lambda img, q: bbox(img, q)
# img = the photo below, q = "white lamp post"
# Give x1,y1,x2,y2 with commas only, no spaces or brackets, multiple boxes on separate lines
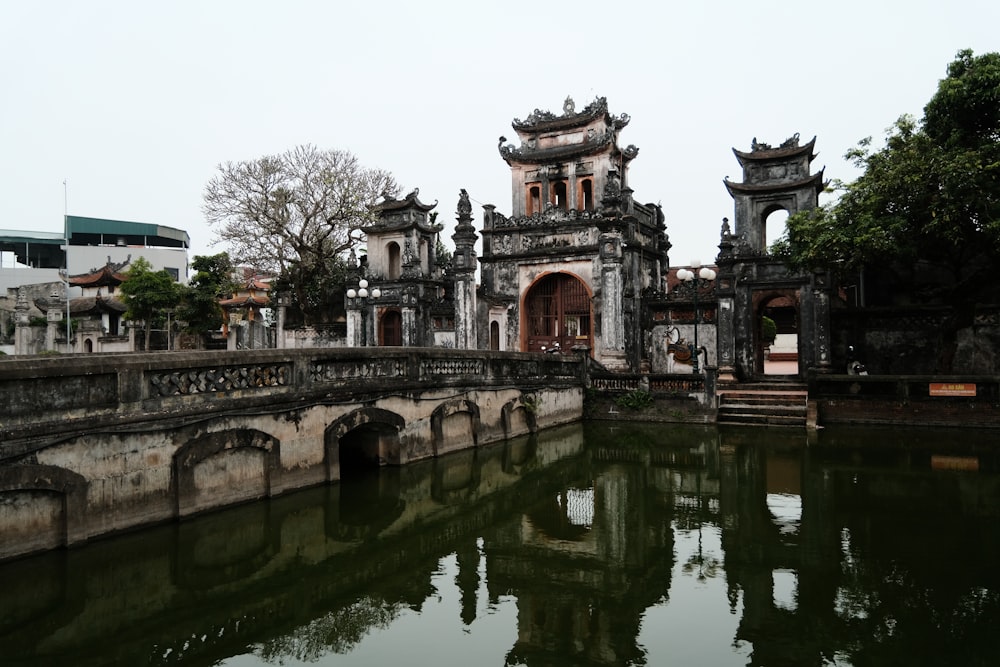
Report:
676,261,716,374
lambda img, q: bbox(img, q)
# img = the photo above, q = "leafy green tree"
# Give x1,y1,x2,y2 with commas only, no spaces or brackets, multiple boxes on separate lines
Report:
120,257,182,350
203,144,399,325
270,254,351,328
178,252,237,334
782,49,1000,312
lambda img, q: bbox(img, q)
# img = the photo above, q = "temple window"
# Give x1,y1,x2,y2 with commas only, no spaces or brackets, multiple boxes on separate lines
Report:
490,321,500,350
579,178,594,211
552,181,568,210
387,242,401,280
527,185,541,216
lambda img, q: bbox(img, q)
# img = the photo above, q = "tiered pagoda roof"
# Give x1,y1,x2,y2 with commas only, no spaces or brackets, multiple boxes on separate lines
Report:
724,134,826,196
498,96,638,166
68,258,130,288
363,189,441,234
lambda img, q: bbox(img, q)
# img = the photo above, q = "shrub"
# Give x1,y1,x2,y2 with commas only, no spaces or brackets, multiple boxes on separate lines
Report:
762,316,777,345
615,389,654,411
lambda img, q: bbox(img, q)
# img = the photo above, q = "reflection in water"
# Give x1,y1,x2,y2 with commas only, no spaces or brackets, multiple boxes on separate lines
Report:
2,423,1000,666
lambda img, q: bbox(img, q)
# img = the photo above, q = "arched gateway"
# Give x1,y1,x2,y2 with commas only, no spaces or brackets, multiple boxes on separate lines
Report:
716,135,834,381
523,272,593,353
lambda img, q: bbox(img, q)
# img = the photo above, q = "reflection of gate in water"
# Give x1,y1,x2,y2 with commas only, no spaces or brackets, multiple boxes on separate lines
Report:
524,273,592,353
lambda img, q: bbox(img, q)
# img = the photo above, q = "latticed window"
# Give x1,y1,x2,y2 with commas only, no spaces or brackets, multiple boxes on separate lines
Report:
524,273,592,353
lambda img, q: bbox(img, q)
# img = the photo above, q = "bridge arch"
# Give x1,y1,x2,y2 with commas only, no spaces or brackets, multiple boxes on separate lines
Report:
325,407,405,479
173,429,281,518
430,399,481,456
501,394,539,440
0,464,88,556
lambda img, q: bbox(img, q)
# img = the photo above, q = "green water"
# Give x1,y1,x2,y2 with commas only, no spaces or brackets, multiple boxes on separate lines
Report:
2,422,998,666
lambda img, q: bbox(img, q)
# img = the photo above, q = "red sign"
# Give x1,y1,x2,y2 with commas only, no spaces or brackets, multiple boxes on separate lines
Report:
929,382,976,397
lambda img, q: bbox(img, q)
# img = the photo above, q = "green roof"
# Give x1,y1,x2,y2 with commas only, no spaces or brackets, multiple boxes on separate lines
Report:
66,216,190,247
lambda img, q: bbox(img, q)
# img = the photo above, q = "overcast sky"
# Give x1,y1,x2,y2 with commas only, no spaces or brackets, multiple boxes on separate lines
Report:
3,0,997,268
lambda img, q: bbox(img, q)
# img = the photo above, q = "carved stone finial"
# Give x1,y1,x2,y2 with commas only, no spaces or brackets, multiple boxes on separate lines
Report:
721,217,732,239
15,286,28,311
457,189,472,217
563,96,575,115
603,169,621,199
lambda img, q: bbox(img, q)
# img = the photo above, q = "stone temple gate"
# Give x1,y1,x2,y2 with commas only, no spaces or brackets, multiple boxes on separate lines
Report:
716,135,834,381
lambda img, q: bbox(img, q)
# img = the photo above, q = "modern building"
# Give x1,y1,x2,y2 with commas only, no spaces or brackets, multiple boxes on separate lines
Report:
0,215,190,295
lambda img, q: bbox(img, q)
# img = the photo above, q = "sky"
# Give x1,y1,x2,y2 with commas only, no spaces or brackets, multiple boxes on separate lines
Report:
3,0,998,269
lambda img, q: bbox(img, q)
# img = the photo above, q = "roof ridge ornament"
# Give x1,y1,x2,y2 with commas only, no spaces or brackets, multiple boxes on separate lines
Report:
751,133,801,152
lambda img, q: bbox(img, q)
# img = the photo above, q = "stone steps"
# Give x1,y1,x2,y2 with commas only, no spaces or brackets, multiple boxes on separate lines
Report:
717,381,808,428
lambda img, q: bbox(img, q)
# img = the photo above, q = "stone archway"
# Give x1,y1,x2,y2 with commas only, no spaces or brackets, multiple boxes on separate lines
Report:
430,399,481,456
173,429,281,517
755,290,800,376
324,408,405,481
0,464,87,556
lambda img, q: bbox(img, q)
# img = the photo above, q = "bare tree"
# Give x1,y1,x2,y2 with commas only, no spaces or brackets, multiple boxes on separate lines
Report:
203,145,399,324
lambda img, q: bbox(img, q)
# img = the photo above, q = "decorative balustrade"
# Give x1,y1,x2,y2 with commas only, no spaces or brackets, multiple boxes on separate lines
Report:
150,364,291,396
589,373,706,395
0,348,587,447
420,357,485,377
310,358,407,382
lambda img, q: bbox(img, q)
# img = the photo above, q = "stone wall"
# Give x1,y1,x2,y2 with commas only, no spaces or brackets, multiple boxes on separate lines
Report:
809,374,1000,428
832,306,1000,375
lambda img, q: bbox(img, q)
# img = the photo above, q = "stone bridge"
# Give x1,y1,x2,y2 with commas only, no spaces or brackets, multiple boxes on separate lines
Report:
0,348,584,561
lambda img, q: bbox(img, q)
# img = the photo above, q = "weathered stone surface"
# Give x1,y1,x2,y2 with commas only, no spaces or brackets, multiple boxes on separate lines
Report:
0,348,584,561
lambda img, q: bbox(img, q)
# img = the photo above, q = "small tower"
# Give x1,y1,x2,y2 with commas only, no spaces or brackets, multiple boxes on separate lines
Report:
350,189,445,346
452,190,478,349
483,97,667,370
723,134,825,252
498,96,639,218
716,134,832,380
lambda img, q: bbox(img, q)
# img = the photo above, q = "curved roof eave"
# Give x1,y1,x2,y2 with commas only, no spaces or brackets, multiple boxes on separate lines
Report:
499,137,618,165
511,97,610,133
732,136,818,166
723,170,826,196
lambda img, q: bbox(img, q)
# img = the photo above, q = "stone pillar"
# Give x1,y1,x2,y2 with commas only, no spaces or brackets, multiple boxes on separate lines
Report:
452,189,479,350
45,289,64,352
811,269,833,373
226,311,239,351
568,161,578,212
275,297,286,349
599,231,627,369
402,306,417,346
345,306,363,347
14,287,32,355
715,221,738,382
